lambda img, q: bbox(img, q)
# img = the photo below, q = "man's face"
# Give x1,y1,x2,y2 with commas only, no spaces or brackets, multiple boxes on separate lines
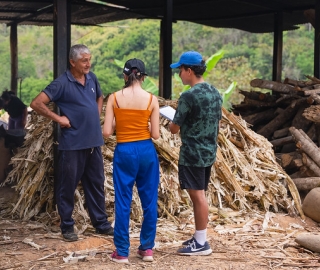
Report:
179,66,191,85
70,53,91,75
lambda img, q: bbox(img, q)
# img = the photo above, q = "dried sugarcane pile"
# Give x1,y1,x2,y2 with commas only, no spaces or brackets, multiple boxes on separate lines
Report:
0,97,303,233
232,76,320,193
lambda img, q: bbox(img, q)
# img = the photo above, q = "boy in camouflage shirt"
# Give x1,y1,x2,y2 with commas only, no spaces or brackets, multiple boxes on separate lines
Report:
169,51,222,256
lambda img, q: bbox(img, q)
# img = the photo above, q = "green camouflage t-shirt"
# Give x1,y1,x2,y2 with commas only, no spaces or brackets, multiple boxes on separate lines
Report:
172,82,222,167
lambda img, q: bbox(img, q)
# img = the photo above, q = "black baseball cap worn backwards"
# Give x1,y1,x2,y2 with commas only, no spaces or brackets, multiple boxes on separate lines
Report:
123,58,148,76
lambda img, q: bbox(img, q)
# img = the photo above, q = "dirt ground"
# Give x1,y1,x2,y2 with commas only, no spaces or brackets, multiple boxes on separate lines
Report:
1,186,320,270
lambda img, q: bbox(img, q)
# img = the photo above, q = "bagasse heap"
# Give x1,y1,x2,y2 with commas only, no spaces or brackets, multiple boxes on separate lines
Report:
0,98,302,229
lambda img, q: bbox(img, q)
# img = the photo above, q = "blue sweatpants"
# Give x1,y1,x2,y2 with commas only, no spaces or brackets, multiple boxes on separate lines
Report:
56,147,111,233
113,139,160,257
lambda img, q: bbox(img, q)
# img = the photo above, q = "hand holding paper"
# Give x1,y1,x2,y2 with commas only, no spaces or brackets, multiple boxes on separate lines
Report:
159,106,176,121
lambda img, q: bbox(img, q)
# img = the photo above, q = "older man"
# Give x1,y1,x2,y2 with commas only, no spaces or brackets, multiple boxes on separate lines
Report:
30,44,113,241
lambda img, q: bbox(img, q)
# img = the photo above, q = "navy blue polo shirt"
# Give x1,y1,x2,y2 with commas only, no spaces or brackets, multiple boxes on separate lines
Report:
43,70,104,150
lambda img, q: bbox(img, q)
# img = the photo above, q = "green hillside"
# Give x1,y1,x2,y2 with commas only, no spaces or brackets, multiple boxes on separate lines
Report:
0,19,314,105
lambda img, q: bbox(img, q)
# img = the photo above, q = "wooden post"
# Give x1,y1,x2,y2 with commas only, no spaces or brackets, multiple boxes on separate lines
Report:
314,0,320,78
160,0,173,99
273,12,283,82
53,0,70,201
10,23,18,94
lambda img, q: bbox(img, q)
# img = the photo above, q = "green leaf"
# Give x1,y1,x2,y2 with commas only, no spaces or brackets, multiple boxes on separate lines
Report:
220,81,237,110
203,50,225,78
173,72,180,82
113,59,124,68
142,77,159,95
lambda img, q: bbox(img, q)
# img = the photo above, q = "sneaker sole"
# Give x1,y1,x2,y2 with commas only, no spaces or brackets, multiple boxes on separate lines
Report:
178,248,213,256
111,258,129,263
137,255,153,262
137,254,153,262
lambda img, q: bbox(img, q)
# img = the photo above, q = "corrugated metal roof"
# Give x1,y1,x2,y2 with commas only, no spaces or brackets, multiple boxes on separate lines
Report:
0,0,139,27
99,0,316,33
0,0,316,33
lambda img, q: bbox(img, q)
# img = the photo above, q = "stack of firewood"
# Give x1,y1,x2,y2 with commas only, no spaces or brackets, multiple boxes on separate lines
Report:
233,76,320,191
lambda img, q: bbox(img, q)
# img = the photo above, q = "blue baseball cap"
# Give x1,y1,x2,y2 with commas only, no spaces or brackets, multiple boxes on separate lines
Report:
170,51,204,68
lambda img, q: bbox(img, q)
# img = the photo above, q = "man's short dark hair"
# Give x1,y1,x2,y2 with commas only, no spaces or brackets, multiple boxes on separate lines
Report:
181,61,206,78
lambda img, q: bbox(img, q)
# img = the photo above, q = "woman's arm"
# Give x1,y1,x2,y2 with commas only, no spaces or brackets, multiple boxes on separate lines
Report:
103,96,115,138
149,96,160,140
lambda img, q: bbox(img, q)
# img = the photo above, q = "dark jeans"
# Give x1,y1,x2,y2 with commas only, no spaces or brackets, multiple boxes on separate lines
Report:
56,147,111,233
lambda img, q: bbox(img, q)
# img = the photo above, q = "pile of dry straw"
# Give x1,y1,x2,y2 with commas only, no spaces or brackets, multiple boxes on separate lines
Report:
0,97,303,233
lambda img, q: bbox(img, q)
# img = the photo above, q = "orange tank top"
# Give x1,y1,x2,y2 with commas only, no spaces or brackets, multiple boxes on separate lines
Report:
113,92,153,143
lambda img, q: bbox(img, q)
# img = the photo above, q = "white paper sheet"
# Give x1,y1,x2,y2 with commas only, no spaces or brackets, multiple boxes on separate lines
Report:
159,106,176,121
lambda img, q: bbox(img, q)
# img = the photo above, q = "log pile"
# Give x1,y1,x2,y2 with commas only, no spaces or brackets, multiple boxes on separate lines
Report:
0,97,302,233
232,76,320,192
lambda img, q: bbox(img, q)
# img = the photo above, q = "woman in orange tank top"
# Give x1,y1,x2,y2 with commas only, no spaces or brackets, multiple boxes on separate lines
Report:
103,58,160,264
